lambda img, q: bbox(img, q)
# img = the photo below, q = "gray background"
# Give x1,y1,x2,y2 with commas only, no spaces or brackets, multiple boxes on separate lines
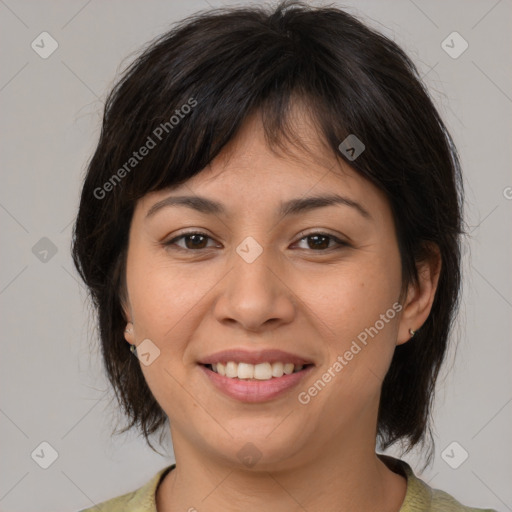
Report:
0,0,511,510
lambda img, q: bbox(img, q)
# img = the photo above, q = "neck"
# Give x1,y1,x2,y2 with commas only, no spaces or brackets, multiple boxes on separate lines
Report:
157,432,406,512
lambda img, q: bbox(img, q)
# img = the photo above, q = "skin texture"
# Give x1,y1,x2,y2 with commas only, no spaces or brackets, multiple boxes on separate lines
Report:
123,111,440,512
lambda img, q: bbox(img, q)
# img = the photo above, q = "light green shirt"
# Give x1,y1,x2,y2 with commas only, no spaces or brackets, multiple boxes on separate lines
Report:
78,457,497,511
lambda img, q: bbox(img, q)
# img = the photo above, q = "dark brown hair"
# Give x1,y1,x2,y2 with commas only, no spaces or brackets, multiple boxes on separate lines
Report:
72,1,463,459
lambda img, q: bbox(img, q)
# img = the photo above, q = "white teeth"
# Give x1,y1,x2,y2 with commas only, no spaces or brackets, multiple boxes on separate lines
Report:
254,362,272,380
237,362,254,379
283,363,294,375
208,361,307,380
225,361,238,378
272,362,284,378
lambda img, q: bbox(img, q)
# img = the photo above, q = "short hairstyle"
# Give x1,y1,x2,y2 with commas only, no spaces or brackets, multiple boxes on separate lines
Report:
72,0,463,458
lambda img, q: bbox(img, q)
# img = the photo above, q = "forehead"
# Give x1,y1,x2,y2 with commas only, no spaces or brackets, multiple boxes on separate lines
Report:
137,111,386,215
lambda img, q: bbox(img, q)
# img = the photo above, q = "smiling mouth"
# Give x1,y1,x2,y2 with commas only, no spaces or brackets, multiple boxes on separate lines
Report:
201,362,314,381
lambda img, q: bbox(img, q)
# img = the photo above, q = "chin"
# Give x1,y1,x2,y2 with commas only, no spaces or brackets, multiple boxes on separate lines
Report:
202,423,310,471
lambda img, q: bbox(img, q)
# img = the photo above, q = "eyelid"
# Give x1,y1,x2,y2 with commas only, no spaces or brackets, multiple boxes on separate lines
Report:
295,229,348,242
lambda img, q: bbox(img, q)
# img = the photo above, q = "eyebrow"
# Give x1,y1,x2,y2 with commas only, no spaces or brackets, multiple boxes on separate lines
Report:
145,193,371,220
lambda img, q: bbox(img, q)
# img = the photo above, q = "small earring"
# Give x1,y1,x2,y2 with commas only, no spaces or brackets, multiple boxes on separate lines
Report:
130,344,137,354
125,322,133,334
409,328,416,338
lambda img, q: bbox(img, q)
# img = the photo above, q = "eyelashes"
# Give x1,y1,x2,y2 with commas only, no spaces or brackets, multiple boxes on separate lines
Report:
164,232,217,251
162,230,350,253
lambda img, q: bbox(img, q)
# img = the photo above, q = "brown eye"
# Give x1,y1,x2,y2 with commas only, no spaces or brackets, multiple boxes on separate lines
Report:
165,232,217,251
295,232,348,251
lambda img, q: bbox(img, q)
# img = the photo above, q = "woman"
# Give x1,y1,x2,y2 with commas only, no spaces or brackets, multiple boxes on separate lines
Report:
72,2,497,510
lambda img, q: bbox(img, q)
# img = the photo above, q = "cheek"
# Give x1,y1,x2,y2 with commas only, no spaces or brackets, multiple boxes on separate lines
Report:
305,255,401,340
294,272,401,424
127,259,215,419
126,242,213,332
302,253,402,397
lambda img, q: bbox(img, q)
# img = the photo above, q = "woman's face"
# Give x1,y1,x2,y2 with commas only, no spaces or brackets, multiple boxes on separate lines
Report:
123,113,412,470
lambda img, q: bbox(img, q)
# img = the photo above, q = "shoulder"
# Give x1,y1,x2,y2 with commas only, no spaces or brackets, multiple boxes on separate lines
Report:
380,455,498,512
75,464,175,512
76,488,138,512
428,486,498,512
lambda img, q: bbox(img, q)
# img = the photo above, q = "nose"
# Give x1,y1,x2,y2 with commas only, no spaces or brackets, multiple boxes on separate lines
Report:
212,245,296,333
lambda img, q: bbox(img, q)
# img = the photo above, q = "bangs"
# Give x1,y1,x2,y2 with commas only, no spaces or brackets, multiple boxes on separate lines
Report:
95,3,412,206
108,50,354,204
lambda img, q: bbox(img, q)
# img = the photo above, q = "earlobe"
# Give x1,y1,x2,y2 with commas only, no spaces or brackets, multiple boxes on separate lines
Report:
397,244,442,345
124,321,135,343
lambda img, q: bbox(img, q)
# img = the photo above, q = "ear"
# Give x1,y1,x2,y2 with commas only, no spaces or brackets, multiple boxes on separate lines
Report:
115,249,136,343
397,243,442,345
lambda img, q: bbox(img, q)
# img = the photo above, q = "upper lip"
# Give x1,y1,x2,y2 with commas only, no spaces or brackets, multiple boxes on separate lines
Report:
198,349,314,366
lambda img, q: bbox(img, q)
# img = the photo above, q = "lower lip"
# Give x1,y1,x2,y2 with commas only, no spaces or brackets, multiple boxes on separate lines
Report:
199,364,314,403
